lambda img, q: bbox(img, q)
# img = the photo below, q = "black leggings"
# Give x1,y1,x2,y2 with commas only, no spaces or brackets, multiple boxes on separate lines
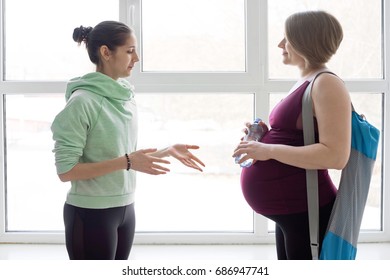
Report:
63,203,136,260
264,201,334,260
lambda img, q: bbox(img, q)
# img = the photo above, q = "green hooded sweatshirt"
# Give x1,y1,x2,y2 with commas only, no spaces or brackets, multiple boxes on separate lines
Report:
51,72,138,209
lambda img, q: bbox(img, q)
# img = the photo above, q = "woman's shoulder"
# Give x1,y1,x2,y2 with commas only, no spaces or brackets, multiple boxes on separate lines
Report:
311,69,345,90
68,89,104,106
56,90,105,121
311,72,350,104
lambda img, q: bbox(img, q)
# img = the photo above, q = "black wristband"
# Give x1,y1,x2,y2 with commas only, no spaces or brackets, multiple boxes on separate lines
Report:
125,153,131,171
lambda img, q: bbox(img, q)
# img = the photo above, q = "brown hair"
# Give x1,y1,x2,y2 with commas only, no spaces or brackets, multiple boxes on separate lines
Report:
285,11,343,68
73,21,133,65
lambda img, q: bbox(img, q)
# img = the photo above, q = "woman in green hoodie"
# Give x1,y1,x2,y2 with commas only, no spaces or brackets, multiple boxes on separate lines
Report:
51,21,205,260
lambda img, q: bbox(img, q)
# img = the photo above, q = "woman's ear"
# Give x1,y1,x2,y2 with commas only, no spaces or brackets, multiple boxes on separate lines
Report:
99,45,111,61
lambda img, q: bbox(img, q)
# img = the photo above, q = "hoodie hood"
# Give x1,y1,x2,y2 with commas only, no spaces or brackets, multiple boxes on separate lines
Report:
65,72,135,102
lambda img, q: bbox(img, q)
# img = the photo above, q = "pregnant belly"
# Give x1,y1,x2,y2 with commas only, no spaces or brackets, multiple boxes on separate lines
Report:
240,160,308,215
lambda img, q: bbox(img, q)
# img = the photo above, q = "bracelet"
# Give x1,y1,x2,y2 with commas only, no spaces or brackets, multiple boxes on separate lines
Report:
125,153,131,171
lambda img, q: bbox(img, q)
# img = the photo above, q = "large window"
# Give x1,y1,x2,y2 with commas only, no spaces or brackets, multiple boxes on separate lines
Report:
135,93,253,232
141,0,246,72
268,0,382,79
4,0,117,80
1,0,388,244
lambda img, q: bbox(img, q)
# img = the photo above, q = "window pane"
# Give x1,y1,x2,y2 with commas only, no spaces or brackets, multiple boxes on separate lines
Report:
5,94,67,231
268,0,382,79
269,92,383,231
141,0,246,72
4,0,118,81
135,93,253,231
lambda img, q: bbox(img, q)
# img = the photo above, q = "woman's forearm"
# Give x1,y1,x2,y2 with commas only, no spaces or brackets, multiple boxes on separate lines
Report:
268,142,349,170
58,156,127,182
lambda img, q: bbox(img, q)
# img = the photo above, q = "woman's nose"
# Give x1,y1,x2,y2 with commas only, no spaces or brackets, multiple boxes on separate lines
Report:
278,38,286,48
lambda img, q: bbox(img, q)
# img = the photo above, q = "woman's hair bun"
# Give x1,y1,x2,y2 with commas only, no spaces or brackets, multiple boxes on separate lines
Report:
73,25,93,44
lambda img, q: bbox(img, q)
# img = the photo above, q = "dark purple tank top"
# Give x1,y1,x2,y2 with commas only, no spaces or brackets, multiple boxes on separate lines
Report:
241,81,337,215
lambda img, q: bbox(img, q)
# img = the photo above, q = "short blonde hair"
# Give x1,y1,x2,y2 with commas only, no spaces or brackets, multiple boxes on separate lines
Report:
285,11,343,68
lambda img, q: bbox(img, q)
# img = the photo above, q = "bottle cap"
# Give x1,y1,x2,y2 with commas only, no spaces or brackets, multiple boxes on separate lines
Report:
253,117,261,124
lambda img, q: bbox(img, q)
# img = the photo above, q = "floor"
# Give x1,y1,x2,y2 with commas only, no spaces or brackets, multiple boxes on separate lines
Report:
1,243,388,280
0,242,390,260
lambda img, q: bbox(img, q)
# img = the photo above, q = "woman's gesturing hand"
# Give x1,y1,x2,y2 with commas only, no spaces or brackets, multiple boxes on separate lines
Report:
128,148,171,175
167,144,205,172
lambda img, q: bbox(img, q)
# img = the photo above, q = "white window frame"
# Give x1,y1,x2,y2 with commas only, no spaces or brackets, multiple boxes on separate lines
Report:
0,0,389,244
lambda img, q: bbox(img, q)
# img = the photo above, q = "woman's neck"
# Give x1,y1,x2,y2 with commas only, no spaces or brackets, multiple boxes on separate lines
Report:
300,66,328,80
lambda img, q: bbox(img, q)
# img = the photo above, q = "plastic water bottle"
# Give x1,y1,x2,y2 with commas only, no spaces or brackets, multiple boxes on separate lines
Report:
235,118,265,168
